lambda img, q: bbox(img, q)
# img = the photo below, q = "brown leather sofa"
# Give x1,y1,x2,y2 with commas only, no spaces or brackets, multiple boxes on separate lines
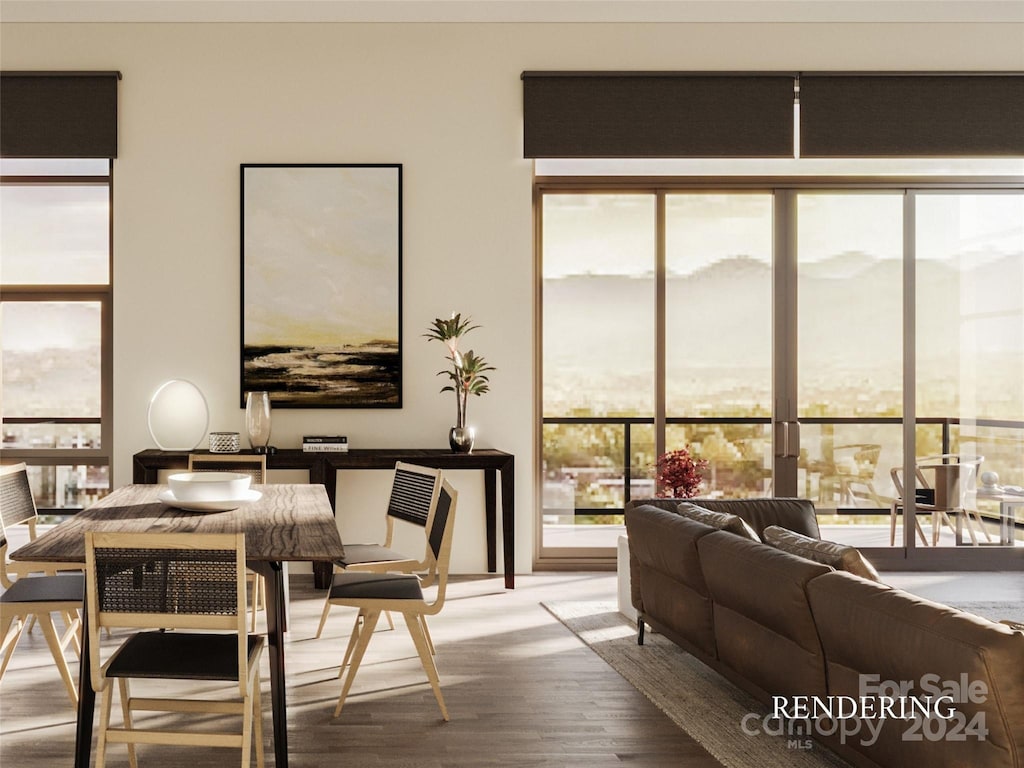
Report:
624,498,1024,768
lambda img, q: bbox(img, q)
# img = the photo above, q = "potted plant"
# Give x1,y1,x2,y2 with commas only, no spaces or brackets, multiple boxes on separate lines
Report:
424,313,496,452
654,447,708,498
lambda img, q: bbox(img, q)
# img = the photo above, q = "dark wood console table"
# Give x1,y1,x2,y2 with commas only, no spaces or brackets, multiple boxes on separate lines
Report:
133,447,515,588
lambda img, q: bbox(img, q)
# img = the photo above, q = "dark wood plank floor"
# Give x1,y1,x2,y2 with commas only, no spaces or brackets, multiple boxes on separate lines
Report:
0,573,723,767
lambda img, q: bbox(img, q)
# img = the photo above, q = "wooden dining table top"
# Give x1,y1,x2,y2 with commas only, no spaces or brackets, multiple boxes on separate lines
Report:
10,483,345,564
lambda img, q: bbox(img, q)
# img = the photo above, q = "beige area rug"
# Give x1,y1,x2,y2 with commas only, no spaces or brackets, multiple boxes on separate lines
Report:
543,601,854,768
948,602,1024,624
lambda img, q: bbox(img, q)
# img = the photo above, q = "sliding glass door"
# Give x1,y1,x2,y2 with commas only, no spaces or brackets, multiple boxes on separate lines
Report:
794,193,904,549
537,183,1024,567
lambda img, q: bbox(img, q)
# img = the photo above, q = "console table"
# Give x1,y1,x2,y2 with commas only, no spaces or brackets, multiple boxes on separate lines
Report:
133,448,515,588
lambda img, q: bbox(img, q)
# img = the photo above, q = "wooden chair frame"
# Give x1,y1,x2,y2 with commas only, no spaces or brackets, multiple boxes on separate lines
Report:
315,462,444,641
0,462,82,705
329,479,458,722
187,454,267,632
84,531,265,768
889,454,987,546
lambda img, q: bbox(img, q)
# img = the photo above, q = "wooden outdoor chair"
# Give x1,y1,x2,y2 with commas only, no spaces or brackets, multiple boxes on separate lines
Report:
84,531,265,768
187,454,267,631
315,462,444,643
329,477,458,721
889,454,987,546
0,462,83,705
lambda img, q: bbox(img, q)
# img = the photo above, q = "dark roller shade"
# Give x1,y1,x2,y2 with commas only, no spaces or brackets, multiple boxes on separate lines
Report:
523,73,795,158
1,72,121,158
800,75,1024,157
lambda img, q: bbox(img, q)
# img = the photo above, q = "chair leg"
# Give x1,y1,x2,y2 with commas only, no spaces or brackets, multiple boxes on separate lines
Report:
62,611,82,657
971,510,992,542
315,594,334,639
958,509,979,545
890,505,898,546
249,574,261,633
0,614,26,681
404,611,448,721
334,610,381,718
915,517,929,546
241,687,253,768
339,611,364,675
119,679,138,768
36,612,78,706
419,615,435,656
384,610,396,631
95,684,115,768
253,675,265,768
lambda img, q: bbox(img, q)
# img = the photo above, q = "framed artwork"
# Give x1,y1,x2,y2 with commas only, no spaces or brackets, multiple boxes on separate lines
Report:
240,164,402,408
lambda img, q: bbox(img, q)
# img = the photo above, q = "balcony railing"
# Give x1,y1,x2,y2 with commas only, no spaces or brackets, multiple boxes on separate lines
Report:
543,415,1024,518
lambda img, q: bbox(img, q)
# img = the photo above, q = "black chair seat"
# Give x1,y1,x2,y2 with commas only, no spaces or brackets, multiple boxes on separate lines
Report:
0,573,84,604
106,631,263,681
336,543,413,567
328,572,423,601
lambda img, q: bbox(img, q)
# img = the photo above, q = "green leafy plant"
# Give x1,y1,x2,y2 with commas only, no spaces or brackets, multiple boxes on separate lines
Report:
424,313,495,428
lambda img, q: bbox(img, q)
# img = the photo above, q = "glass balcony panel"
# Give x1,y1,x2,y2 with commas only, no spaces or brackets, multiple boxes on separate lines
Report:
666,423,772,499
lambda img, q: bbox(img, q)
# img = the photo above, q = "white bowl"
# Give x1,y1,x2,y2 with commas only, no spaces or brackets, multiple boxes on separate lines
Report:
168,472,252,502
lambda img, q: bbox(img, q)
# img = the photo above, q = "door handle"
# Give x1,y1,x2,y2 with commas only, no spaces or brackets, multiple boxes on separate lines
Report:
774,421,801,459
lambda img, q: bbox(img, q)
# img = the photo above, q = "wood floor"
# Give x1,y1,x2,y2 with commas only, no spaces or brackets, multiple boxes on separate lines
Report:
0,573,724,768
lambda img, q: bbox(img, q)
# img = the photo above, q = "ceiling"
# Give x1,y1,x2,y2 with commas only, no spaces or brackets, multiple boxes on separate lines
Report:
2,0,1023,24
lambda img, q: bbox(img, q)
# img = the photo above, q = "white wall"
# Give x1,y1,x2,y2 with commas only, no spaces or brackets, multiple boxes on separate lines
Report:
2,21,1022,573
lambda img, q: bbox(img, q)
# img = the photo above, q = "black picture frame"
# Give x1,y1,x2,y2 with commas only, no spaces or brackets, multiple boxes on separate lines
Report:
240,163,402,408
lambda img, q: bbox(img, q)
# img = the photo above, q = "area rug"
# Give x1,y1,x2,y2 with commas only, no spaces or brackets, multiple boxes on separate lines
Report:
543,601,853,768
947,602,1024,624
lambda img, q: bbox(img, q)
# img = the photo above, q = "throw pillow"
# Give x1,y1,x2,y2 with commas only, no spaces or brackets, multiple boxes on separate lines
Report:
763,525,882,582
676,502,760,542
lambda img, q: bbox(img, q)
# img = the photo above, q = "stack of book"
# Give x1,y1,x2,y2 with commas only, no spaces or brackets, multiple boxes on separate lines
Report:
302,435,348,452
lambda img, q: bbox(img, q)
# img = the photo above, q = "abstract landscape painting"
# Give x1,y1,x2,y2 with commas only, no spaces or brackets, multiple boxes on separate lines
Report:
241,164,402,407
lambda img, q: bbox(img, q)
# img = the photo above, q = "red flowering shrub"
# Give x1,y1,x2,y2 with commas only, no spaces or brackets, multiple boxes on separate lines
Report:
655,447,708,499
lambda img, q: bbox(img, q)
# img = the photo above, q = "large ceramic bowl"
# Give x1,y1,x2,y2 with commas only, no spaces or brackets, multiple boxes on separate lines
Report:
168,472,251,502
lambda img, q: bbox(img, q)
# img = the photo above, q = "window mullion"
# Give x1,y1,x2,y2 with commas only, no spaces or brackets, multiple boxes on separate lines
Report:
655,191,667,461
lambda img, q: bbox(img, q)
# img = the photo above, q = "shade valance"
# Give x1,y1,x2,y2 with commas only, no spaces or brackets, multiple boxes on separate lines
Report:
1,71,121,158
799,74,1024,158
522,72,796,159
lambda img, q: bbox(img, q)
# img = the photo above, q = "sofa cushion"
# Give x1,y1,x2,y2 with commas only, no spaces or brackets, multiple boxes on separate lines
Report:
763,525,881,582
698,531,831,700
807,571,1024,768
676,502,759,542
687,497,821,539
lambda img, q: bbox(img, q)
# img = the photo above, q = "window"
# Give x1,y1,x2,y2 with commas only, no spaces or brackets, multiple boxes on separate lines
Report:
537,173,1024,567
1,158,113,511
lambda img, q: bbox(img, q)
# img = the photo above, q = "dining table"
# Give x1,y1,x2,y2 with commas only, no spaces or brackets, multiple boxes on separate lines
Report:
9,482,344,768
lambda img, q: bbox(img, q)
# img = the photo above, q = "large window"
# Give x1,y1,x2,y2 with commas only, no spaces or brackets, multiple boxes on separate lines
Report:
0,159,113,511
537,179,1024,567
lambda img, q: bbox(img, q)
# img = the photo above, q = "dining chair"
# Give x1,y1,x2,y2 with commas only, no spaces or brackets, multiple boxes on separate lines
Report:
314,462,444,641
187,454,267,631
818,444,883,507
84,531,265,768
0,462,83,705
889,454,986,546
329,477,458,721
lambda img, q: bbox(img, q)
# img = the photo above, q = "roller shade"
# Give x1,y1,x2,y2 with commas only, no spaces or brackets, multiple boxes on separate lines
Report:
800,74,1024,157
522,72,795,158
1,71,121,158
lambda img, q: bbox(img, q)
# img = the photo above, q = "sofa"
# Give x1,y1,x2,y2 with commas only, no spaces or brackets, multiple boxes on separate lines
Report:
624,498,1024,768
